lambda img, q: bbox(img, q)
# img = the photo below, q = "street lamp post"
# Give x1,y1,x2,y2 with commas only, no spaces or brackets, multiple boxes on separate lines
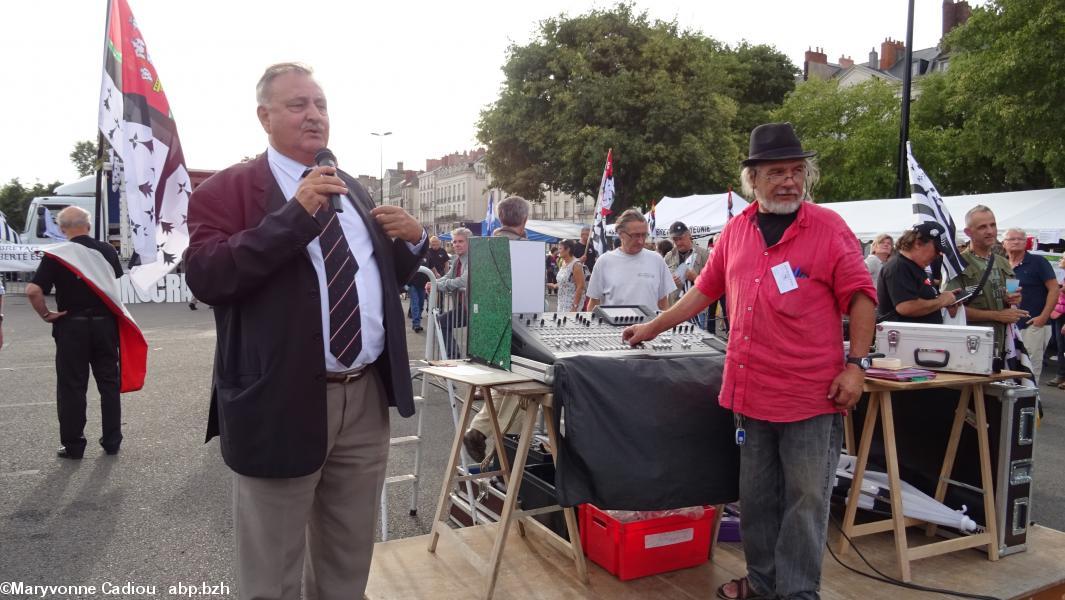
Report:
370,131,392,203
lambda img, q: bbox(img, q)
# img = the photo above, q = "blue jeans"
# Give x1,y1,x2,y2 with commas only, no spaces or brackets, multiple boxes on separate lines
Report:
739,413,843,600
407,284,426,328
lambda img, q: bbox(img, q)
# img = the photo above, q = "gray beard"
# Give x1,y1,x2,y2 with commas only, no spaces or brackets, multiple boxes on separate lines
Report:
759,197,803,215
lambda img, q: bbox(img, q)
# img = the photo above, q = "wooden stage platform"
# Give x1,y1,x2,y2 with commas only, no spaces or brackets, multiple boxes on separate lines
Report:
366,523,1065,599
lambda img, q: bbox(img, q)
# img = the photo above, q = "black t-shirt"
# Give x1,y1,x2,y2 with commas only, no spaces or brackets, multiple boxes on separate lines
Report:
425,247,450,278
756,211,798,247
877,253,943,324
31,235,123,314
573,243,598,272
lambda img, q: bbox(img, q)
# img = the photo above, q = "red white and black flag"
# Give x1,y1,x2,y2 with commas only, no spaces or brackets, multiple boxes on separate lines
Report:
592,149,615,255
46,243,147,392
98,0,190,291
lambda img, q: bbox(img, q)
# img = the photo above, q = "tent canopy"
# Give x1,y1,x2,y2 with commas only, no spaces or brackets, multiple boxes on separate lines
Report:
820,188,1065,244
649,193,749,239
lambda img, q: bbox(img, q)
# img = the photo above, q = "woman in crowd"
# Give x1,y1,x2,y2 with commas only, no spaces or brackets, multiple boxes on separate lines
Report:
865,232,894,290
550,239,586,312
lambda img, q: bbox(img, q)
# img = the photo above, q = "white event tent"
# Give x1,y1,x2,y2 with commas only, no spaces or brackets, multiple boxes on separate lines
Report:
820,188,1065,245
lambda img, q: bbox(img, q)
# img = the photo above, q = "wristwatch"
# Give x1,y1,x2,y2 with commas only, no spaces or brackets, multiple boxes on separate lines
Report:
846,356,871,370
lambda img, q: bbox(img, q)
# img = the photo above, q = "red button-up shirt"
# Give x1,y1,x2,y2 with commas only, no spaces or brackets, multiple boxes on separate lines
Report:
694,201,876,422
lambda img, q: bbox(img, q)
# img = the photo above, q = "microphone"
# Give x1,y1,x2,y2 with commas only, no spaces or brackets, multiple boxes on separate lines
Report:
314,148,343,213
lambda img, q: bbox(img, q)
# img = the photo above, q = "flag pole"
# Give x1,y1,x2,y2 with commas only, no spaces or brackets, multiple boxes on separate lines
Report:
95,0,114,242
895,0,915,198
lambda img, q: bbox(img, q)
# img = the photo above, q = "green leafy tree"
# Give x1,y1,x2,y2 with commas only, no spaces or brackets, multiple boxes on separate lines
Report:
936,0,1065,188
70,139,100,177
0,178,64,232
723,42,799,147
773,78,900,201
478,4,797,212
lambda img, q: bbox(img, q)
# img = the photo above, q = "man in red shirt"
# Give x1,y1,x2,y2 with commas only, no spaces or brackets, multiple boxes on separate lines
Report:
624,123,876,600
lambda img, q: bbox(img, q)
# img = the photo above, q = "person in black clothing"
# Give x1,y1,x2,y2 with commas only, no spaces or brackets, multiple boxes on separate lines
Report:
423,235,450,316
876,222,958,324
26,206,124,459
424,235,450,277
573,225,598,273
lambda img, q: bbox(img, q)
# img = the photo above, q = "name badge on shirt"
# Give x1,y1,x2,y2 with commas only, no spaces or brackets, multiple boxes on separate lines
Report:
771,261,799,294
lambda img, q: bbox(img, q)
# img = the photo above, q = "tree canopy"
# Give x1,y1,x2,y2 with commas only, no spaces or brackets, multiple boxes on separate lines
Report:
69,139,99,178
771,0,1064,201
477,3,796,212
0,179,64,232
940,0,1065,188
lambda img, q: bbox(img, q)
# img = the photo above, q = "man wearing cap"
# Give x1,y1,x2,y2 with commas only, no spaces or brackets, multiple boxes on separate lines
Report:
663,221,710,308
876,223,958,324
623,123,876,600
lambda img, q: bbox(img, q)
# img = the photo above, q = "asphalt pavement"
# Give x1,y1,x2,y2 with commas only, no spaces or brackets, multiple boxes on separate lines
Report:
1,298,1063,598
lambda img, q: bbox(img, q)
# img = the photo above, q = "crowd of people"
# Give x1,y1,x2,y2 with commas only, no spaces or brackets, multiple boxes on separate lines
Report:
868,209,1065,387
6,57,1063,600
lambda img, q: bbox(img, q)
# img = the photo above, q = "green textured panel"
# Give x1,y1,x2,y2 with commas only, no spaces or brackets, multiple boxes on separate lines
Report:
467,237,513,370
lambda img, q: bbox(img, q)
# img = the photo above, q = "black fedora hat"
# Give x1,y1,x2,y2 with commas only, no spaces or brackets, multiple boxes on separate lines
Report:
742,122,817,167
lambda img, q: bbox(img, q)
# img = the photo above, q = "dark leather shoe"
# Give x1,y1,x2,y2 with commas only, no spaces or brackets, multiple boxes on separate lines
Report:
413,326,423,333
463,430,487,464
102,445,120,455
56,447,83,459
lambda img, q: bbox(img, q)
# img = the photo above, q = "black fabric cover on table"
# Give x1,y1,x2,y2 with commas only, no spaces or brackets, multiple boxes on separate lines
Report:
551,354,739,510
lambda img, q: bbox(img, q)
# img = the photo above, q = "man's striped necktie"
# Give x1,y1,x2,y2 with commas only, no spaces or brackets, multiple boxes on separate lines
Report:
303,169,362,367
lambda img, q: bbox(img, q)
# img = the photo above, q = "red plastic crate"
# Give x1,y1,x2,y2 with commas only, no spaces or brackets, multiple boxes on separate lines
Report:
579,503,715,581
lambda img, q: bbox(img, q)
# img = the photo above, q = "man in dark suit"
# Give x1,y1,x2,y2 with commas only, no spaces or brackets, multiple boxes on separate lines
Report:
185,62,425,600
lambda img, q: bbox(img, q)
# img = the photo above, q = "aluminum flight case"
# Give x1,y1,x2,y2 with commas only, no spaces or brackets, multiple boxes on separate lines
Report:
874,321,995,375
934,382,1038,556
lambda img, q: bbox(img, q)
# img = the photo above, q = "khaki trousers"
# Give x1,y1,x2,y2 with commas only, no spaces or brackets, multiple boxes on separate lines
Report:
468,392,525,438
1021,324,1051,380
233,367,390,600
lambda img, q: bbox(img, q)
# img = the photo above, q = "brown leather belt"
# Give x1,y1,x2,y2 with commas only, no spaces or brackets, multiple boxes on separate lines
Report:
325,366,368,384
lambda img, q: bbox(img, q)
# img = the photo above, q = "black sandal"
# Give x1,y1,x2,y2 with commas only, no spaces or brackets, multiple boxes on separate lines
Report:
716,576,773,600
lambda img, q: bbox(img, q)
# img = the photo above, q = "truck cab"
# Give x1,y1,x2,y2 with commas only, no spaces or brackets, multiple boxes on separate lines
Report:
21,196,97,245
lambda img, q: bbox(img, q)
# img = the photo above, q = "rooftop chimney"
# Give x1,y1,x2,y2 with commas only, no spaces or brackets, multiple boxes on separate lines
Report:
839,55,854,69
803,46,829,80
397,161,404,171
880,38,905,70
942,0,972,39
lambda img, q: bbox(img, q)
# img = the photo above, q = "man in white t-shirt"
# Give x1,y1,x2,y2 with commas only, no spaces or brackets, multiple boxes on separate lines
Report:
587,209,676,311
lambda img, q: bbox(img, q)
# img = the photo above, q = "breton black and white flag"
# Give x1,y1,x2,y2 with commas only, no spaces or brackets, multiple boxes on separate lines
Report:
0,211,20,243
907,142,966,281
98,0,190,292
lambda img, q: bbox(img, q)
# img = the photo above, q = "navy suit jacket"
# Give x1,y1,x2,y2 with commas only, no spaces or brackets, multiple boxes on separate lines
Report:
185,153,423,477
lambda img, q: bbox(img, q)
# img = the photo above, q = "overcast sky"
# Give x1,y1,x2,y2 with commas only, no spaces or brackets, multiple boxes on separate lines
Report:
1,0,970,188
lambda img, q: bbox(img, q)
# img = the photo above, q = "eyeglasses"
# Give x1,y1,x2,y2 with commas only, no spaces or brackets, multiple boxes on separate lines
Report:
1003,237,1026,242
619,230,649,240
762,168,806,185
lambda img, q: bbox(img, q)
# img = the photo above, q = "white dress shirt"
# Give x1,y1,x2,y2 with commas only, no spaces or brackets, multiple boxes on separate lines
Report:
267,146,424,371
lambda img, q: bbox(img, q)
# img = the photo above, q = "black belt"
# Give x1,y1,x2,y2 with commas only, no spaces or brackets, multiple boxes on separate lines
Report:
325,366,369,384
67,314,114,321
